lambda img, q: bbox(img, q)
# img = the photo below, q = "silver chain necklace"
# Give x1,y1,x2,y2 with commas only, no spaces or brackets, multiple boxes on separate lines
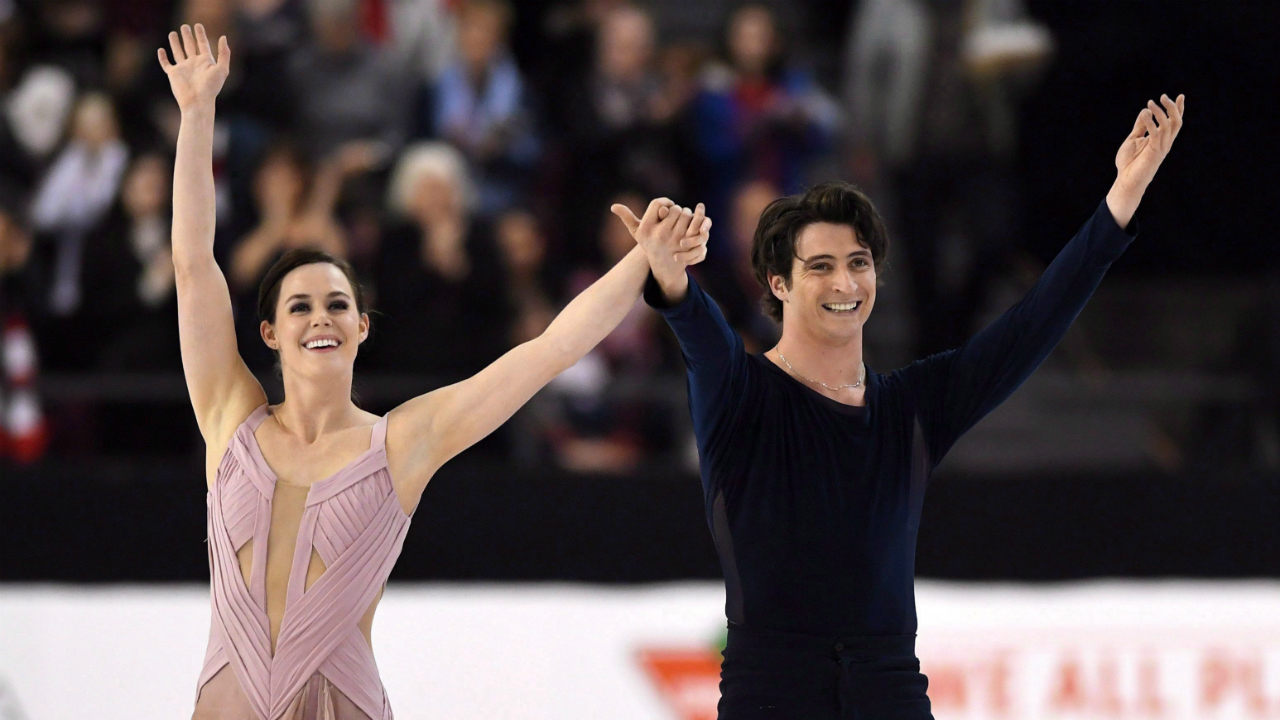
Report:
775,351,865,391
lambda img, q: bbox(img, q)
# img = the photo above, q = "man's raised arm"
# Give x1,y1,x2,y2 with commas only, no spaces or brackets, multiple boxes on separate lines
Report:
910,94,1186,465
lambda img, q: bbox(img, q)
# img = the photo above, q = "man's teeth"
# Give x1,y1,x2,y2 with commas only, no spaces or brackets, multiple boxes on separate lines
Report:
304,338,340,349
823,302,861,312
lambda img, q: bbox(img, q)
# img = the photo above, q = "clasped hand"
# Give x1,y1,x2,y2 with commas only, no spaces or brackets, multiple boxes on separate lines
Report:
611,199,711,301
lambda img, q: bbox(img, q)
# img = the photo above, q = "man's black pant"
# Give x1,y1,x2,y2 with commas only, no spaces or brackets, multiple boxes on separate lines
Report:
718,624,933,720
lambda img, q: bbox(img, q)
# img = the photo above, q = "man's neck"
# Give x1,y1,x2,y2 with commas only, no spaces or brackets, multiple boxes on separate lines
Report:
772,323,865,388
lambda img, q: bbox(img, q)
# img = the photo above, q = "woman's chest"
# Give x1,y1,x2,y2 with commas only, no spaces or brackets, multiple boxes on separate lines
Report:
254,427,374,486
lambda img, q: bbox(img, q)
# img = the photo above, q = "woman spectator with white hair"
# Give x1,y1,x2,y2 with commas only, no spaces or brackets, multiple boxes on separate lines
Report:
366,141,513,375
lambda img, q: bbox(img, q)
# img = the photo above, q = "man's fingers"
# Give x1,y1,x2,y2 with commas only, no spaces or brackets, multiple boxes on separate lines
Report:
610,204,642,235
195,23,213,58
672,205,695,238
169,32,185,63
683,203,705,236
1140,108,1159,137
1147,99,1169,129
681,218,712,249
675,244,708,266
657,202,683,235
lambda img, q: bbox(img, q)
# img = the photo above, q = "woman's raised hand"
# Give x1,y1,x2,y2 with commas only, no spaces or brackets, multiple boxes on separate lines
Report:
157,24,230,114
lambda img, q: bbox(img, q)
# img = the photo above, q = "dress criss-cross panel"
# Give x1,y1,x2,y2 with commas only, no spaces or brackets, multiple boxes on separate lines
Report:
194,405,413,720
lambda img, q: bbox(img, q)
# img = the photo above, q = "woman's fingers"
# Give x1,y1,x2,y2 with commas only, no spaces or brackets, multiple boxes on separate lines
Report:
217,36,231,70
157,47,173,70
195,23,213,58
610,204,641,235
168,31,185,63
181,24,197,59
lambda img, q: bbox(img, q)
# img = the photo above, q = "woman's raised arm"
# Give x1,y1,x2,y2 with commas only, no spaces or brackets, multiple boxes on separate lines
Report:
386,200,710,496
160,24,265,460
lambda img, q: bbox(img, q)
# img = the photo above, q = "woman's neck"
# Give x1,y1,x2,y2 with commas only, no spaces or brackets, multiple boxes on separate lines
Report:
274,372,359,442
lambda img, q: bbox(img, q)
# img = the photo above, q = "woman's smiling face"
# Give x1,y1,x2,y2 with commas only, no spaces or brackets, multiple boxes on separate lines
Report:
261,262,368,378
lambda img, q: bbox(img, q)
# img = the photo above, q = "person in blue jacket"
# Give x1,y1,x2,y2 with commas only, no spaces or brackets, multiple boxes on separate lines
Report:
610,94,1185,719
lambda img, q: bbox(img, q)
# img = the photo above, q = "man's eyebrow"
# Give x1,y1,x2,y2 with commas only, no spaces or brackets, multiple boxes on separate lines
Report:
799,249,872,263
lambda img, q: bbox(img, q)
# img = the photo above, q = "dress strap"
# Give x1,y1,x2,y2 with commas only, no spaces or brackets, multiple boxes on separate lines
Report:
245,403,272,432
370,413,389,453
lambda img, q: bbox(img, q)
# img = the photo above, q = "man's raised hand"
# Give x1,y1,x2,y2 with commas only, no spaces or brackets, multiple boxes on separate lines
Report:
158,23,230,113
611,199,711,303
1106,93,1185,227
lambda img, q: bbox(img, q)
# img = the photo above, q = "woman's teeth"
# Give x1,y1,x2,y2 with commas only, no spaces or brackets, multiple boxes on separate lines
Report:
304,338,340,349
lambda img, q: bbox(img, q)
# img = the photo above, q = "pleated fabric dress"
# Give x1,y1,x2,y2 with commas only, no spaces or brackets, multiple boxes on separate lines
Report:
193,405,413,720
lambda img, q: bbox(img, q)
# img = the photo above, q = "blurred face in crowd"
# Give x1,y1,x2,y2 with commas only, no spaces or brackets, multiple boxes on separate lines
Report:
263,263,369,379
311,1,359,53
408,172,462,224
122,155,170,219
0,209,31,273
255,150,307,218
41,0,102,39
597,8,654,84
601,192,644,264
771,223,877,342
497,210,545,278
182,0,232,29
732,180,780,263
459,1,510,75
71,93,120,150
728,5,778,78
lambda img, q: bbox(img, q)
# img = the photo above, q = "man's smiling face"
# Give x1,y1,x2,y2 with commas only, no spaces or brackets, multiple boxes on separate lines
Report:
769,221,877,342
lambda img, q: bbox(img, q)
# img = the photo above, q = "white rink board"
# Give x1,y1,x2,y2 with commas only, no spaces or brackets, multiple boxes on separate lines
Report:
1,581,1279,720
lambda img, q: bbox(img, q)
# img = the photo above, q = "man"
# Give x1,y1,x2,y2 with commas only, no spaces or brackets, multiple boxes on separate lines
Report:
612,94,1185,719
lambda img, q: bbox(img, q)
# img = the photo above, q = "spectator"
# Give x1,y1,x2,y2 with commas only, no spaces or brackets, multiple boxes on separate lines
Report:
387,0,457,86
30,93,129,369
699,178,780,353
368,141,511,374
27,0,107,89
843,0,1051,355
692,4,837,231
228,141,348,369
495,207,555,346
543,191,672,473
79,153,181,371
229,142,347,291
288,0,409,161
434,0,539,216
555,5,680,266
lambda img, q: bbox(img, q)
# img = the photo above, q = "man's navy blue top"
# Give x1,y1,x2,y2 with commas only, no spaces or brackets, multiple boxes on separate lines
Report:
646,201,1136,638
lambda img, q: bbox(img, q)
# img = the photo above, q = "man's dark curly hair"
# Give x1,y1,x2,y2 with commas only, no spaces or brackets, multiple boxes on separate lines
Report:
750,181,889,322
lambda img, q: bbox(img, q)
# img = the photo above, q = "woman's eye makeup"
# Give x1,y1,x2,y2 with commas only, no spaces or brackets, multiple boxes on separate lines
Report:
329,301,349,311
290,303,309,313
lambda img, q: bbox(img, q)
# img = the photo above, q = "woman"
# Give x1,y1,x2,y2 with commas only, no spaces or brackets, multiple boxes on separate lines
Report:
159,25,709,719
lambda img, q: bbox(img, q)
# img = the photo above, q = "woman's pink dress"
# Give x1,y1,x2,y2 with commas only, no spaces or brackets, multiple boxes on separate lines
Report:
193,405,412,719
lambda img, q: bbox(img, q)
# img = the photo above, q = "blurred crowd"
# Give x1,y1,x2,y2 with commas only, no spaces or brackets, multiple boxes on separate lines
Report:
0,0,1051,470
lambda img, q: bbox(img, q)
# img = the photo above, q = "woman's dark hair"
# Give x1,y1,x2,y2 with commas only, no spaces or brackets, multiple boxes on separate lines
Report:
257,248,367,324
750,181,889,323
